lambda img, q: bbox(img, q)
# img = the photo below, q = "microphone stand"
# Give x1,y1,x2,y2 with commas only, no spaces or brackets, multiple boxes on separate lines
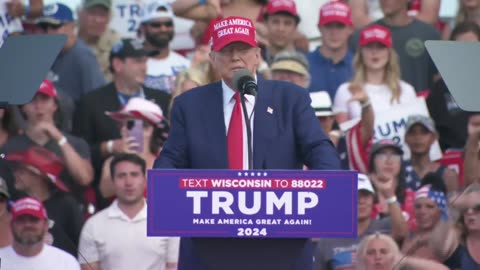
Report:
239,92,254,170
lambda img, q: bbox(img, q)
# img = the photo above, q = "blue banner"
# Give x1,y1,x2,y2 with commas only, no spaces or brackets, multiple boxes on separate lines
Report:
147,170,358,238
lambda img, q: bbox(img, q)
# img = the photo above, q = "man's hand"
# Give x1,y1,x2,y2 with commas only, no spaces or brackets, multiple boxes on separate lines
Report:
34,122,64,141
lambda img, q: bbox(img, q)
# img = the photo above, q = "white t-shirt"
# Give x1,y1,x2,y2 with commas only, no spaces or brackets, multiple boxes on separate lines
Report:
333,80,417,121
0,244,80,270
144,51,191,93
78,200,180,270
0,0,24,47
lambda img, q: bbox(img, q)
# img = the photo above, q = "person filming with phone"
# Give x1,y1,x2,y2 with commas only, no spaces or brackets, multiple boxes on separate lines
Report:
73,38,171,211
99,97,169,200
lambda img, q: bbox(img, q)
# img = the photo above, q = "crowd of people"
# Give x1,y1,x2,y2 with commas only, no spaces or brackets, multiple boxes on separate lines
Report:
0,0,480,269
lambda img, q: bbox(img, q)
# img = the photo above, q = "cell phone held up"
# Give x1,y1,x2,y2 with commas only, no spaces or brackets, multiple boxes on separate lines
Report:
127,119,144,153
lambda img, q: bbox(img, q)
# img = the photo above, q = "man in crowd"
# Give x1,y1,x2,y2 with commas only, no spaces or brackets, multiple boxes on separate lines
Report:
79,153,179,270
307,1,354,99
1,79,93,206
78,0,122,82
5,146,85,256
0,197,80,269
73,38,171,210
262,0,301,65
37,2,106,101
141,2,191,94
270,50,310,88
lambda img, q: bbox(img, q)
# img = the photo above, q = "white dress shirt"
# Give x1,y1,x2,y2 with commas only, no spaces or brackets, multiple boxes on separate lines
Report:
222,80,256,170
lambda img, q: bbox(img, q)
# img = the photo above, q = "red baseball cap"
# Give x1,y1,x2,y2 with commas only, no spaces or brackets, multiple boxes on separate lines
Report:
318,1,352,26
11,197,48,221
37,79,57,98
359,25,392,48
6,146,69,192
265,0,300,22
211,16,257,52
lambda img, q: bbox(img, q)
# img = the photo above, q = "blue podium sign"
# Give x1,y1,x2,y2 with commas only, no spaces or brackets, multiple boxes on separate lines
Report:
147,170,357,238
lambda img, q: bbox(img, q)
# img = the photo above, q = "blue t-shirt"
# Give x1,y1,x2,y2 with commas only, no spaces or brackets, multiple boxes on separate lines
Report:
49,40,106,101
306,47,354,99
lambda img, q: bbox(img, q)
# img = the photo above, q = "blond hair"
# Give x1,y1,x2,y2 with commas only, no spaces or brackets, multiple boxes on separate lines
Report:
356,233,400,270
349,48,402,104
169,68,207,115
456,183,480,240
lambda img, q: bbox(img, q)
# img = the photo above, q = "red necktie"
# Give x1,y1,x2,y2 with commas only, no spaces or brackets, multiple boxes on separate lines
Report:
227,93,243,169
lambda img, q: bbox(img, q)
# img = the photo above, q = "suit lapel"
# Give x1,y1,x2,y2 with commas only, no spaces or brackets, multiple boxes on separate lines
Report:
203,82,228,168
106,83,123,110
253,79,277,169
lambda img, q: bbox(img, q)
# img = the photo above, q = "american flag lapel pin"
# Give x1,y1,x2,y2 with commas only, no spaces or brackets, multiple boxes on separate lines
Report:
267,107,273,114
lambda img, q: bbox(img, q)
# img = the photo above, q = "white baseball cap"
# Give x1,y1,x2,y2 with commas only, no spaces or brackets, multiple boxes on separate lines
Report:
105,97,165,126
358,173,375,194
310,91,335,117
141,2,174,24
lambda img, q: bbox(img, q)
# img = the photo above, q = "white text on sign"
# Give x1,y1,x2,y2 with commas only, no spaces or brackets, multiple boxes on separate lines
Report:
186,191,319,215
180,178,326,189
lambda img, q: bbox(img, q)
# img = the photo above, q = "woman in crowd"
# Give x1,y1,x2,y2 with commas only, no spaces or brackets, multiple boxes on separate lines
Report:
334,24,416,124
401,176,464,269
99,98,169,199
442,0,480,39
463,112,480,186
368,140,416,231
356,233,449,270
453,183,480,268
457,0,480,24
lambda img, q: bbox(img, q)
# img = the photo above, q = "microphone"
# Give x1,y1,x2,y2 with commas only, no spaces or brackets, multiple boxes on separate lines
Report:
232,69,257,96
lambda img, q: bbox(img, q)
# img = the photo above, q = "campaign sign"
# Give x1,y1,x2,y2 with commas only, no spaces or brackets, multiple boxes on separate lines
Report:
147,170,358,238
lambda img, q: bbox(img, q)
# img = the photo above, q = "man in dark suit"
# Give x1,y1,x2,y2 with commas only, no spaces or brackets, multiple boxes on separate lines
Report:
154,16,340,270
73,38,170,210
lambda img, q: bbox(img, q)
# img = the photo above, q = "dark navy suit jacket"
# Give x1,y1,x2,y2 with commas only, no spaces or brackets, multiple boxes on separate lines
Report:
154,79,341,270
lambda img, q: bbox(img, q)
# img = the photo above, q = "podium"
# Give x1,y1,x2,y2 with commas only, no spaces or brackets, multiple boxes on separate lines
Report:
147,170,357,270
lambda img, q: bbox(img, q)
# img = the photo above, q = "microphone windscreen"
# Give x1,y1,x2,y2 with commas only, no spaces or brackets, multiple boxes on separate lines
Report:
232,69,255,92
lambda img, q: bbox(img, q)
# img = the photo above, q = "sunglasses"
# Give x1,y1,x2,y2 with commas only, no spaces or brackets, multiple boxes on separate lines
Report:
39,23,64,30
0,196,7,203
462,203,480,214
148,21,173,28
